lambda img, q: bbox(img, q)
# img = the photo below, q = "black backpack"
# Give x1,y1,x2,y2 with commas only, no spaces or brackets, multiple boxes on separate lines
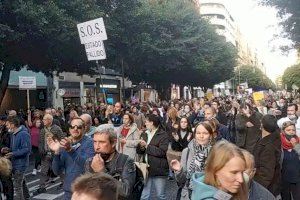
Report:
114,154,144,200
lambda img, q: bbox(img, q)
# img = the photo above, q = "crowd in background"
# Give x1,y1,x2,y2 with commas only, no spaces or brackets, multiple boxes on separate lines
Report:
0,92,300,200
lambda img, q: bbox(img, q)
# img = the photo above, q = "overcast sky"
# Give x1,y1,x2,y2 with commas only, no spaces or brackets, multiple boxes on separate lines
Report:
224,0,298,81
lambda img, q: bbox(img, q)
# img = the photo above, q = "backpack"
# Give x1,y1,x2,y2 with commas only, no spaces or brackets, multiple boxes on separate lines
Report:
114,154,144,200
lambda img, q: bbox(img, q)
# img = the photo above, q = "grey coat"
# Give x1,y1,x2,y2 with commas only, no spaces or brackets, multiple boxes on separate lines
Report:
117,123,140,161
175,141,210,200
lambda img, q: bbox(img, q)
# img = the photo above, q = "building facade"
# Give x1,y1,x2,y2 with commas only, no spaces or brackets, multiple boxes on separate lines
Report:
0,68,48,113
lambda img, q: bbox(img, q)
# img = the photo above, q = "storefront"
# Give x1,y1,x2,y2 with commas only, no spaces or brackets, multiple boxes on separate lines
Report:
96,78,121,104
58,82,81,108
0,68,48,113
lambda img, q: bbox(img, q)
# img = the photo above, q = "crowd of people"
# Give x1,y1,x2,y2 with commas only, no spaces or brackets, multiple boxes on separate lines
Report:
0,93,300,200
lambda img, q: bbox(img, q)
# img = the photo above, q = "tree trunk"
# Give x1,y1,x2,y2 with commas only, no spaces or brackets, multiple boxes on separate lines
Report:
0,64,12,108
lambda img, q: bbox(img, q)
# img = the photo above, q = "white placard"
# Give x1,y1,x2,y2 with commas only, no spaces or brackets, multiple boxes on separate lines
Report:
19,76,36,89
77,18,107,44
85,40,106,61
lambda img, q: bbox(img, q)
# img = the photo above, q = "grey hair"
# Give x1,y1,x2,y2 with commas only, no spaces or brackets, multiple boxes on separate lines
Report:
94,124,117,143
43,113,53,122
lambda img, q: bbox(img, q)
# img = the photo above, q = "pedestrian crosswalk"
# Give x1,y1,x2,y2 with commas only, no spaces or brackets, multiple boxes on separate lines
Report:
23,169,64,200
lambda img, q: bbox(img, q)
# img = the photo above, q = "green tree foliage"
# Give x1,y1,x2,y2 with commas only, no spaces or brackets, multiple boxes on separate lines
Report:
282,64,300,89
235,65,276,90
123,0,237,90
259,0,300,48
0,0,105,105
0,0,237,105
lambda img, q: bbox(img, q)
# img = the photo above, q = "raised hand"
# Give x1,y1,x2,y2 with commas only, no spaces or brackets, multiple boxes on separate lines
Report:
91,154,105,173
59,137,72,152
47,137,60,154
170,159,182,172
246,122,254,128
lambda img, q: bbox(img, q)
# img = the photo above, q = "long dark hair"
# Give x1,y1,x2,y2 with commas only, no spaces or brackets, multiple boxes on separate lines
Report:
178,117,192,133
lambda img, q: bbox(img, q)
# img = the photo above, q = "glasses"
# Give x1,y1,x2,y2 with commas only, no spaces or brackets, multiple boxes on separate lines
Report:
70,125,83,130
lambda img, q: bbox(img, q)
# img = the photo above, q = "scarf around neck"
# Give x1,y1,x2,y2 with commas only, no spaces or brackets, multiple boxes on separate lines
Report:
187,139,211,182
280,133,299,150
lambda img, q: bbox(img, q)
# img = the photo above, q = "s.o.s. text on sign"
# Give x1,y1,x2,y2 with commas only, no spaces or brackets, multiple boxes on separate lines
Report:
77,18,108,44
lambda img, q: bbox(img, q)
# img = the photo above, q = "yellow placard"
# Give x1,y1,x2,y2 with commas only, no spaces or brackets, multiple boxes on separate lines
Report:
207,92,213,101
253,91,264,102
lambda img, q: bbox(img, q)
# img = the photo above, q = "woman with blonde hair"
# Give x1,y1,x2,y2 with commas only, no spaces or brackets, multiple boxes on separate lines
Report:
192,141,248,200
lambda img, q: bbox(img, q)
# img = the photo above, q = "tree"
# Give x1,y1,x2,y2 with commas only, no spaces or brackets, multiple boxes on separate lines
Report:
259,0,300,49
121,0,237,94
235,65,276,90
1,0,237,105
0,0,106,106
282,64,300,90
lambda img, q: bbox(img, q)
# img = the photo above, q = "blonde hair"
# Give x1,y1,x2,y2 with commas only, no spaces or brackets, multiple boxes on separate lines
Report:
204,141,248,199
240,149,255,171
0,157,12,177
167,107,178,120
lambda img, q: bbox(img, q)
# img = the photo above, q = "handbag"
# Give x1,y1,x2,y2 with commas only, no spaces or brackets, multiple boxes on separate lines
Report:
134,157,149,184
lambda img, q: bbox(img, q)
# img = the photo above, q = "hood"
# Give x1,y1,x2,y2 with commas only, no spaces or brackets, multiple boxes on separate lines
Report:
192,172,218,200
192,172,232,200
14,125,28,134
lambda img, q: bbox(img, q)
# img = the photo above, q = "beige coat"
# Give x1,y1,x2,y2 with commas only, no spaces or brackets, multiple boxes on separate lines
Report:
117,123,140,161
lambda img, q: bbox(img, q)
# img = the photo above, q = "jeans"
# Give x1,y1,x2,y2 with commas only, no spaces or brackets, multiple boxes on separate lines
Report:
40,154,52,187
140,176,167,200
12,171,30,200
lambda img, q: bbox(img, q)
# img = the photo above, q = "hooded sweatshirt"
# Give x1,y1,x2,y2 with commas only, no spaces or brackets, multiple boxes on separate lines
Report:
191,172,232,200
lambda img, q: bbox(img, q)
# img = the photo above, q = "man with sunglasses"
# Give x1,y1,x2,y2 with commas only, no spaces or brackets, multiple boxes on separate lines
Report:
47,117,94,199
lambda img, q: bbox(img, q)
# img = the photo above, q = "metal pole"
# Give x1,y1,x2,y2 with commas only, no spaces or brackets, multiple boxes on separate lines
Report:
238,66,241,85
96,61,107,104
121,57,125,103
27,89,30,110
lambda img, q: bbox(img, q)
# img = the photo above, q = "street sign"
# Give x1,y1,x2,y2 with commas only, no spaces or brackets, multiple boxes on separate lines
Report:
77,18,107,44
84,40,106,61
19,76,36,90
57,89,66,96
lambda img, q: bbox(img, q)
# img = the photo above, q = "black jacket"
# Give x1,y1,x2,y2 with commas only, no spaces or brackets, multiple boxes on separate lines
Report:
85,152,136,200
138,129,169,177
253,132,281,196
0,125,10,155
235,112,262,153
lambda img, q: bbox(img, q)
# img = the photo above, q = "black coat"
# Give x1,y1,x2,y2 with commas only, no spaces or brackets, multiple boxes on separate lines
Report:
235,112,262,153
0,125,10,155
138,129,169,177
253,132,281,196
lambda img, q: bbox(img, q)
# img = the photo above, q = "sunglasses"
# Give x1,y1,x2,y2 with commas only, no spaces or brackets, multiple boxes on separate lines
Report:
69,125,83,130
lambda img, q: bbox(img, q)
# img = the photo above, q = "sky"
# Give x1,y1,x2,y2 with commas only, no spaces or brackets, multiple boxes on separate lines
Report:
224,0,298,81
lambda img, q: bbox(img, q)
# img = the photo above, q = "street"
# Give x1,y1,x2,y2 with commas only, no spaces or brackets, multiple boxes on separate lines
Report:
25,159,178,200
